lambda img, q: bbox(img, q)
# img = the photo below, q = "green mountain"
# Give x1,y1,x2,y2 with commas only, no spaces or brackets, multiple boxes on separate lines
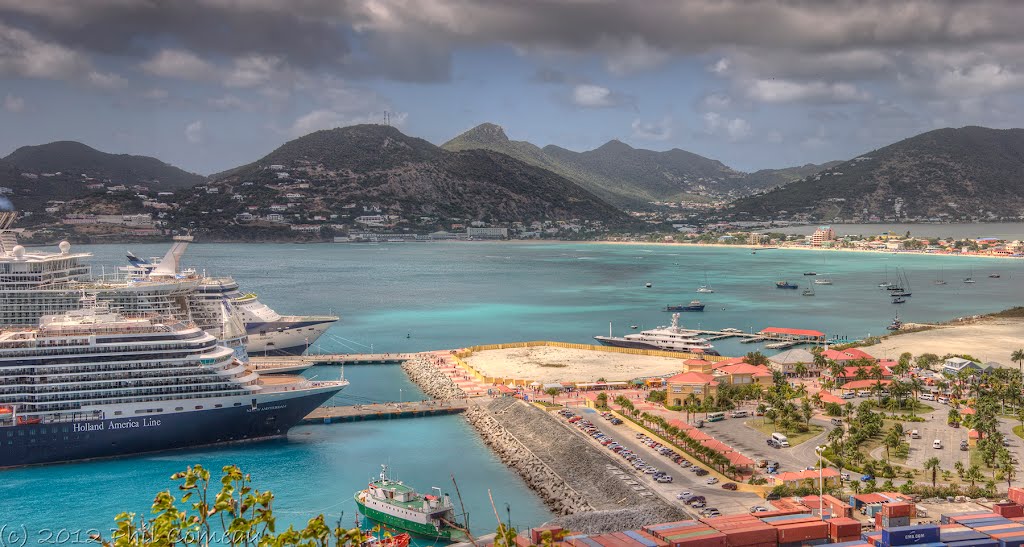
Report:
4,141,205,188
443,123,833,207
197,124,636,231
738,162,844,193
730,126,1024,221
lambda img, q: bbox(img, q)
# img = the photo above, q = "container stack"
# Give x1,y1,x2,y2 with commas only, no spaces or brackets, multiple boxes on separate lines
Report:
829,517,862,543
701,514,777,547
642,519,726,547
878,524,942,547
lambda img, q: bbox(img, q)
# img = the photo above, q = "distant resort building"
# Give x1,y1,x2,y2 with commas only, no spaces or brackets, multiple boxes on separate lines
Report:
467,226,508,239
943,357,982,376
810,226,836,246
767,348,815,376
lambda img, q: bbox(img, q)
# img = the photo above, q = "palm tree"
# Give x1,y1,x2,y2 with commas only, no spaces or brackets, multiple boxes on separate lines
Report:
925,457,942,488
965,464,985,487
545,387,560,404
1013,349,1024,376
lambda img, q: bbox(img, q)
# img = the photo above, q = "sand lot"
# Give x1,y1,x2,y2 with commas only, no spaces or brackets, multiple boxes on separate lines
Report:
462,345,688,383
869,318,1024,363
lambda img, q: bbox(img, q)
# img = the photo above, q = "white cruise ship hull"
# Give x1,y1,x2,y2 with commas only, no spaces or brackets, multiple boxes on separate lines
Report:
245,316,337,355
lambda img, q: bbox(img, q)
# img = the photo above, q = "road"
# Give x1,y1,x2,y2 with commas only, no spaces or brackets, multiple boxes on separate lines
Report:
556,407,762,517
697,414,834,472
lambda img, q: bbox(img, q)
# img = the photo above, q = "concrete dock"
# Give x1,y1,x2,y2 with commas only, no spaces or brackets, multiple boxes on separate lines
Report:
301,400,468,424
250,353,416,369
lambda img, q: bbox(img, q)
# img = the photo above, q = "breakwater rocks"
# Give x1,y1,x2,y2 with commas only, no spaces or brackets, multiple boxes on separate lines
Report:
466,402,593,516
401,356,467,400
466,398,685,531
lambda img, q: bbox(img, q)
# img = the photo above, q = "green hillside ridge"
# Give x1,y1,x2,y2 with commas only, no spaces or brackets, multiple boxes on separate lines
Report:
192,124,637,233
730,126,1024,221
4,141,205,188
443,123,834,207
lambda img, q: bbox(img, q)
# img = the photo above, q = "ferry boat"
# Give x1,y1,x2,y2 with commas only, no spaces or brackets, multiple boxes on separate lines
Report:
0,297,347,468
594,315,719,355
354,466,468,542
665,300,705,312
126,237,339,356
775,281,798,289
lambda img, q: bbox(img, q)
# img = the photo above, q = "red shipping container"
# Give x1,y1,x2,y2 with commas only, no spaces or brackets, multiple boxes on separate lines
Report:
1010,487,1024,506
722,526,777,547
776,522,828,544
883,503,913,518
612,532,646,547
668,532,726,547
997,504,1024,518
836,536,862,544
659,529,717,541
765,517,820,527
950,513,1000,523
875,513,883,529
829,517,862,540
514,535,533,547
654,527,713,540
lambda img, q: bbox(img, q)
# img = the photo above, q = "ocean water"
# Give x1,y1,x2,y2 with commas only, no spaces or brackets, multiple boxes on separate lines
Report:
4,240,1023,537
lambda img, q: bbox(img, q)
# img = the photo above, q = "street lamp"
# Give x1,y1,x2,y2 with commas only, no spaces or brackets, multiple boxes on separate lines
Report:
399,388,403,404
815,445,826,519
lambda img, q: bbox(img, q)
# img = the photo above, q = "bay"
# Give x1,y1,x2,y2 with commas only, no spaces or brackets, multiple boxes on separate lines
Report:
4,240,1022,538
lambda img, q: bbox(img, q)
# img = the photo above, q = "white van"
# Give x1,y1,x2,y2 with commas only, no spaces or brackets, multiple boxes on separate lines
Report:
937,396,950,405
919,393,935,401
771,432,790,447
730,410,750,418
911,429,921,439
933,439,943,449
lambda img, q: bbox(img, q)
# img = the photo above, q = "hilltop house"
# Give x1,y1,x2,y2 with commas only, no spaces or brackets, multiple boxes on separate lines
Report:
943,357,982,376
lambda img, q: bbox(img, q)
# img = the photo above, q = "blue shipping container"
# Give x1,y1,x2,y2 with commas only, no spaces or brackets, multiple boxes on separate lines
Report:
966,519,1014,528
947,540,998,547
999,535,1024,547
623,531,659,547
943,512,993,525
942,531,990,542
882,525,941,546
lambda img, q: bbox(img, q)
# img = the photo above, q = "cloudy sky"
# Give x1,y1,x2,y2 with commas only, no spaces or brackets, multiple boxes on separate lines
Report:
2,0,1024,175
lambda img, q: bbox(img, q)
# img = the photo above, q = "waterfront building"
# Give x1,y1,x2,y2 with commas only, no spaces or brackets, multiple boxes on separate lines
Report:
810,226,836,246
467,226,508,239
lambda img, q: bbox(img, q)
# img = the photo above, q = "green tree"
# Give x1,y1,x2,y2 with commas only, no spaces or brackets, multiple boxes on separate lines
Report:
545,387,560,404
925,457,942,488
595,392,608,409
1013,349,1024,376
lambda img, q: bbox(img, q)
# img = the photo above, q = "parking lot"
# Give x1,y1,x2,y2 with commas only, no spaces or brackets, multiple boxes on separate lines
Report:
696,412,833,475
556,407,761,517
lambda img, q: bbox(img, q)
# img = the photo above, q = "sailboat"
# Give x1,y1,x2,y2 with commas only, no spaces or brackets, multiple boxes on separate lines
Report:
802,286,816,296
934,267,946,285
696,268,714,293
814,273,833,285
879,265,895,289
890,269,912,297
964,266,976,284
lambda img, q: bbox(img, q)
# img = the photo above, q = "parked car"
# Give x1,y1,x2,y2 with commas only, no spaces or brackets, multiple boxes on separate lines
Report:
861,474,874,482
690,501,706,509
840,472,851,481
706,477,718,485
655,475,673,483
960,440,969,451
676,491,693,501
721,482,738,491
765,492,781,501
750,506,769,513
695,469,709,477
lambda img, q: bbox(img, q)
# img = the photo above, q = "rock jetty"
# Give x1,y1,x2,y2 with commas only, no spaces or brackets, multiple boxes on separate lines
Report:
466,398,685,530
401,356,467,400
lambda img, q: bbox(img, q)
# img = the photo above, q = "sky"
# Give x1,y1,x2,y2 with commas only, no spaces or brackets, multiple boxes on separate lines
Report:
2,1,1024,176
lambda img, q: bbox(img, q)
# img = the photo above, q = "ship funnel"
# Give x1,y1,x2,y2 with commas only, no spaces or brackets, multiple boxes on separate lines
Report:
443,493,451,507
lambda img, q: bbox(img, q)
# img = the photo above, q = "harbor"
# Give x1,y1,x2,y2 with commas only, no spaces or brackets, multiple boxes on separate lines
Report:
302,400,469,424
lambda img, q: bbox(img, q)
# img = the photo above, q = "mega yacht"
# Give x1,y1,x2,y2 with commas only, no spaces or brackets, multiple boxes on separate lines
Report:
594,314,719,355
0,297,346,468
126,240,339,356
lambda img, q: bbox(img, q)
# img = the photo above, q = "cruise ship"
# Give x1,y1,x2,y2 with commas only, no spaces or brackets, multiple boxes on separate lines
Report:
126,239,339,356
0,297,346,468
593,314,719,355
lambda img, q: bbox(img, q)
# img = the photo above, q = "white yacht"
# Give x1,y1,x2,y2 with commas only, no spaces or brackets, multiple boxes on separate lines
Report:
0,297,346,468
593,314,719,355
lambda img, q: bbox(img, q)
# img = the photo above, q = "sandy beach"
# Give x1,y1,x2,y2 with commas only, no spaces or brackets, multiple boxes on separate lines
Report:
462,345,688,383
868,317,1024,364
589,240,1022,260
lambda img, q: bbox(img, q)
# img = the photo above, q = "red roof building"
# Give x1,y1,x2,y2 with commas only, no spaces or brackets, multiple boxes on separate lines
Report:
760,327,825,339
666,371,718,404
772,468,840,487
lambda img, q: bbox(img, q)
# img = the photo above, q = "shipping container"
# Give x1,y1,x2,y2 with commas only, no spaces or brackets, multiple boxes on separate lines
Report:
977,525,1024,535
882,517,911,528
946,539,998,547
995,505,1024,519
829,542,872,547
666,532,726,547
660,529,720,542
721,525,777,547
999,537,1024,547
625,530,668,547
1009,488,1024,506
653,527,713,540
966,519,1015,529
645,522,700,533
776,522,829,544
942,531,990,542
762,515,817,524
944,512,997,525
830,517,863,539
835,536,863,544
881,524,940,546
884,504,914,518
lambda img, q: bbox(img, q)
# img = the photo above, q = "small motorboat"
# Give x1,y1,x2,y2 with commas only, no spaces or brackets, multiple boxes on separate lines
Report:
989,273,1001,278
645,282,653,288
775,281,798,289
665,300,705,312
630,325,639,329
892,297,906,304
803,272,817,276
963,278,975,284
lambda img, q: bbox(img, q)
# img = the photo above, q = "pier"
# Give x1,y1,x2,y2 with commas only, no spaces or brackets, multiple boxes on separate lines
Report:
250,353,416,370
301,400,468,424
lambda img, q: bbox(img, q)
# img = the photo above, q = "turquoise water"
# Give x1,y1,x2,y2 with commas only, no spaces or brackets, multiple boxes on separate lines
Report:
4,241,1023,537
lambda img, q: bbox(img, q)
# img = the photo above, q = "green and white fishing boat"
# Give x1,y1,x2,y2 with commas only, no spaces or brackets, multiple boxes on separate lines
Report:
354,466,469,542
